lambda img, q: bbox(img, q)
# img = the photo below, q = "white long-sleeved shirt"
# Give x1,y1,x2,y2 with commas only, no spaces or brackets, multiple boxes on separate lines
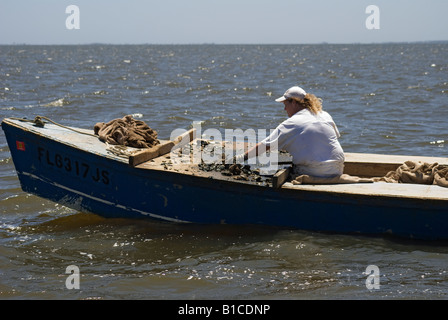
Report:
261,108,345,177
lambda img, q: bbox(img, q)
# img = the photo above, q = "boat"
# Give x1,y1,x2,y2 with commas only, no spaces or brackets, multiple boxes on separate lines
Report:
2,117,448,240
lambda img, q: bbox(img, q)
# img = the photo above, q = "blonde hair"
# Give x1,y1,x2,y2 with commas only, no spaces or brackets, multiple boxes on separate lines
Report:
290,93,322,115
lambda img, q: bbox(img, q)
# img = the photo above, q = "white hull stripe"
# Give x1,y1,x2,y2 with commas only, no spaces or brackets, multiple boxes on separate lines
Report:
21,172,190,223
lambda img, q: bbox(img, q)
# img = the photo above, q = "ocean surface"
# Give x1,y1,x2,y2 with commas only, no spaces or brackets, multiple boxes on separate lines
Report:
0,43,447,300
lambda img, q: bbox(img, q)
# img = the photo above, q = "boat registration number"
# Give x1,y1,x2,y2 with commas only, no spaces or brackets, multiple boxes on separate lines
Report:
37,147,110,185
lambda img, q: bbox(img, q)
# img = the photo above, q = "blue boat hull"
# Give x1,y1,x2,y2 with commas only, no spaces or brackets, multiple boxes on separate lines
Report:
2,118,448,240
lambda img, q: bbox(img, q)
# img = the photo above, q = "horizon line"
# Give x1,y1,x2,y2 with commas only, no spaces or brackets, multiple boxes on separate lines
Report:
1,40,448,46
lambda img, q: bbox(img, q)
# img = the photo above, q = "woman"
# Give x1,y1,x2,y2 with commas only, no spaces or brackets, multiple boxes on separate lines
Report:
237,86,345,178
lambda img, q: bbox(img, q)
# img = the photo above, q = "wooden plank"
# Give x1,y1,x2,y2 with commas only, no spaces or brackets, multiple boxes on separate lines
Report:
129,128,196,167
272,167,291,188
343,152,448,178
344,152,448,164
282,181,448,201
128,141,175,167
172,128,197,146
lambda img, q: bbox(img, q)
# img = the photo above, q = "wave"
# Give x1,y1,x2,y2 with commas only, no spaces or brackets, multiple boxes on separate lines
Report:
41,97,72,107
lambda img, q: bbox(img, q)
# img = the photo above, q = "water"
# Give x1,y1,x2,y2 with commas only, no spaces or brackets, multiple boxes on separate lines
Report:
1,43,448,300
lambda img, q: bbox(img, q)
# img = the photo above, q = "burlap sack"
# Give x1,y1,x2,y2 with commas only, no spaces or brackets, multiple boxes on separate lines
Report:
94,115,160,149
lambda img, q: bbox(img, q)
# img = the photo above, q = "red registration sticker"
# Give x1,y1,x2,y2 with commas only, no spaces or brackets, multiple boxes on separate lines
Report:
16,141,26,151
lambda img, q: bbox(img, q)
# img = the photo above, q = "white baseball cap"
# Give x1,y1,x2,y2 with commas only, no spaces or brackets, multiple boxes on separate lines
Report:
275,86,307,102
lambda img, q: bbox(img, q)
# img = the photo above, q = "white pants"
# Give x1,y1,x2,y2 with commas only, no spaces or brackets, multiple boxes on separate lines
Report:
293,160,344,178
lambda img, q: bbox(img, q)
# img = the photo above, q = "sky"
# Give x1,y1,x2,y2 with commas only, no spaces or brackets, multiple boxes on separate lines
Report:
0,0,447,45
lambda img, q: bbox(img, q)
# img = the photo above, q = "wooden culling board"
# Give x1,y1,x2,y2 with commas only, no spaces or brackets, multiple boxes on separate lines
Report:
272,167,291,188
129,128,196,167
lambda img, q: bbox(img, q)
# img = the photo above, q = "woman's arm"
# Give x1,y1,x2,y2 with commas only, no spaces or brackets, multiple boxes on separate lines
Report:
235,142,271,163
